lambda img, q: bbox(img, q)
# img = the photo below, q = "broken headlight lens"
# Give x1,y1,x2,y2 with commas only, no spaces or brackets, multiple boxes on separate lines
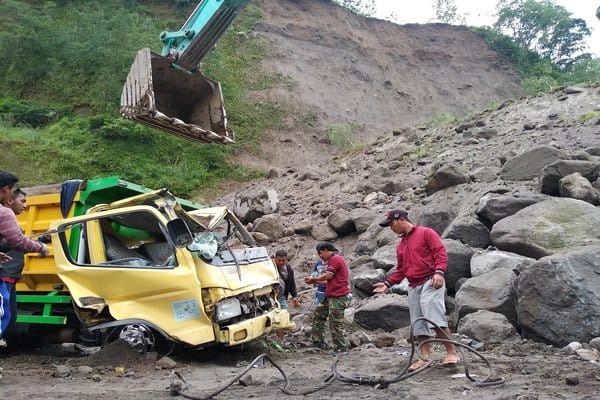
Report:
214,298,242,323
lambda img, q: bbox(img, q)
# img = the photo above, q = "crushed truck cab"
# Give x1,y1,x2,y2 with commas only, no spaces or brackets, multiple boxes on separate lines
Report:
49,188,292,348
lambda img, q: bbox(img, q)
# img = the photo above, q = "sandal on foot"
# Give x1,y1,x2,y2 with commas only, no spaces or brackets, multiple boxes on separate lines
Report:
441,357,460,367
407,359,429,372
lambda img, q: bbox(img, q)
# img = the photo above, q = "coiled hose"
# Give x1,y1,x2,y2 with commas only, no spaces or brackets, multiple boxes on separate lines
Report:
169,317,504,399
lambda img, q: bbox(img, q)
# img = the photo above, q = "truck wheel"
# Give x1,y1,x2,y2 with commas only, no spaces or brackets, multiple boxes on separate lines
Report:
119,324,155,353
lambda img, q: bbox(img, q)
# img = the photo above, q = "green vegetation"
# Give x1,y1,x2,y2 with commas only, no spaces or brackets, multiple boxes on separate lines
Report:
578,111,600,123
0,106,264,198
422,112,459,129
0,0,290,198
475,26,600,95
402,142,434,162
473,0,600,95
325,123,361,150
494,0,590,67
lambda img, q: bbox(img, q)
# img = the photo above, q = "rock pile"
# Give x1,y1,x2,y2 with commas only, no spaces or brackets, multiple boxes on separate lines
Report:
218,84,600,348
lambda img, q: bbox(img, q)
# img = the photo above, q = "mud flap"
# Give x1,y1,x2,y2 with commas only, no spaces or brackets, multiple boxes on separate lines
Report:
120,48,234,144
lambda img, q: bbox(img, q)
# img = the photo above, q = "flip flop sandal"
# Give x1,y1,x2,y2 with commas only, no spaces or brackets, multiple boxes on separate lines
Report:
407,360,430,372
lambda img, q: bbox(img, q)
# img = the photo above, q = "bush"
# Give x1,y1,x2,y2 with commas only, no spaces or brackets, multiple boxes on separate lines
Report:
325,123,361,150
474,26,600,94
0,98,66,127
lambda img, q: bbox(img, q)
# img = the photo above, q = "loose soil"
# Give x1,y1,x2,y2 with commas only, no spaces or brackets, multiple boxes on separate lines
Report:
237,0,521,169
1,338,599,399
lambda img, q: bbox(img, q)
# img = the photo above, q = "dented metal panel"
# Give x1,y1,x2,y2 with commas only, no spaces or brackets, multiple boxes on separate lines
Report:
120,48,234,144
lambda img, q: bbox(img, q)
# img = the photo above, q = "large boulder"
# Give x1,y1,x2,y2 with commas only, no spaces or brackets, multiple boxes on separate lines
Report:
351,268,387,299
350,208,378,234
372,244,397,271
376,228,398,247
353,224,387,255
455,268,518,324
234,187,280,223
425,164,470,195
253,214,285,240
501,146,566,181
442,216,490,248
416,204,458,235
470,250,535,277
559,173,599,205
327,209,356,235
517,246,600,346
538,160,599,196
476,192,548,225
490,198,600,259
310,224,338,241
353,294,411,331
457,310,517,343
444,239,475,292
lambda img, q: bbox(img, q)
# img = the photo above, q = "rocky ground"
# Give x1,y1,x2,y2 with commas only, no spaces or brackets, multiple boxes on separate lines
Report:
1,85,599,400
0,334,599,400
2,1,600,397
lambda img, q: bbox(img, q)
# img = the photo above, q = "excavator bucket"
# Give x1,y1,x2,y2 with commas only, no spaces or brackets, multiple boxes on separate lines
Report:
120,48,234,144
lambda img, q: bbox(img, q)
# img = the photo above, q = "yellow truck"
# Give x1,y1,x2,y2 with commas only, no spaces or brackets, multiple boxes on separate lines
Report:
14,176,292,351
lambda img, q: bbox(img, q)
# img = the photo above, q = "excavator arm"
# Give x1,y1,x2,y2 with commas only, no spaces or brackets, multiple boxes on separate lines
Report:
121,0,250,144
160,0,249,73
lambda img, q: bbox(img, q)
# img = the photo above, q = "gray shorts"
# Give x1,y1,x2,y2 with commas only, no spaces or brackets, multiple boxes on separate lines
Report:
408,279,448,337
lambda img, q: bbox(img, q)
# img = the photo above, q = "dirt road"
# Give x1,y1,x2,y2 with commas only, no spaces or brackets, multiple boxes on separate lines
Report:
1,338,599,400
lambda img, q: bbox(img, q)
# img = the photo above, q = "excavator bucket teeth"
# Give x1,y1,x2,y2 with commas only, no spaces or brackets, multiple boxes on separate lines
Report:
120,48,234,144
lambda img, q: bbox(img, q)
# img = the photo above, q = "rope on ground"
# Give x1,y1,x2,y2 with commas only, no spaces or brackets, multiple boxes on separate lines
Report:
168,317,504,398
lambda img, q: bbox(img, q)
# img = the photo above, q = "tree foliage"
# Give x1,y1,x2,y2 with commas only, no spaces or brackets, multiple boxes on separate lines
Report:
432,0,465,25
474,26,600,95
494,0,591,66
333,0,376,17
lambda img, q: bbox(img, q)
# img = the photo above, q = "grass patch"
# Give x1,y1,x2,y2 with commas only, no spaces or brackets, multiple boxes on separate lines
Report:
402,142,434,161
422,112,459,129
578,111,600,123
325,123,361,150
0,114,263,199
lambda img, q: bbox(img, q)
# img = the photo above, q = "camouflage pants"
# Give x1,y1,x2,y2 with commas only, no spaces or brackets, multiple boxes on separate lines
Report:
311,295,350,351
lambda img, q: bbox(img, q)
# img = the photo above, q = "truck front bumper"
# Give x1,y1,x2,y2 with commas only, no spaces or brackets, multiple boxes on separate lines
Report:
215,308,295,346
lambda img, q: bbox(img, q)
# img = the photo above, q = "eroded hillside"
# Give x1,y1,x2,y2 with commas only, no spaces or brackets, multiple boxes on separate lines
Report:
246,0,522,168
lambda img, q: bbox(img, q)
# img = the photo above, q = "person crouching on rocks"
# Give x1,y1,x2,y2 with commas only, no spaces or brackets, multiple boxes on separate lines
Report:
304,242,350,355
372,209,459,371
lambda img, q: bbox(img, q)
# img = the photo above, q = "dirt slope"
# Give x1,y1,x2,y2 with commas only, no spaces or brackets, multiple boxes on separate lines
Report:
245,0,521,168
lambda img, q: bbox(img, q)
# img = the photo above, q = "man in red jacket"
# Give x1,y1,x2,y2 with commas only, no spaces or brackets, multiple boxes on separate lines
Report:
373,210,458,371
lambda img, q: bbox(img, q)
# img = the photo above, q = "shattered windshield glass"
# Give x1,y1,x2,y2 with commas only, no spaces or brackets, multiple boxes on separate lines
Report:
187,212,265,265
187,231,223,259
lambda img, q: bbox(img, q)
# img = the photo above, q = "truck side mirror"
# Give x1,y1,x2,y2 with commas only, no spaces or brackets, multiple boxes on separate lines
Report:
166,219,193,248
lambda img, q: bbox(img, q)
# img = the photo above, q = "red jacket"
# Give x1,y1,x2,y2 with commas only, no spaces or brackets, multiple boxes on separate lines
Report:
385,226,448,288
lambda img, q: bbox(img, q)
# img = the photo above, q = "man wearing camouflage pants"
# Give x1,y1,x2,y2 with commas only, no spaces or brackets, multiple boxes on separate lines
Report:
304,242,351,355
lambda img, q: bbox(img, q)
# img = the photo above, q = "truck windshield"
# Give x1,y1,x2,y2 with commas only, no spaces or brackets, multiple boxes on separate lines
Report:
187,213,264,266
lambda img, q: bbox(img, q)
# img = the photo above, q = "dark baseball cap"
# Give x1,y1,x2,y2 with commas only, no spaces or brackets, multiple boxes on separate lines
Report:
379,209,410,227
316,242,338,252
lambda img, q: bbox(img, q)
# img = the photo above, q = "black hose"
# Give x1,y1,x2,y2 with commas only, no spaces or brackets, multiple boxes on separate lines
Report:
169,317,504,398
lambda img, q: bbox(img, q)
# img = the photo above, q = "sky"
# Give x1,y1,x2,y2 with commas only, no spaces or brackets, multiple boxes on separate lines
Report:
372,0,600,57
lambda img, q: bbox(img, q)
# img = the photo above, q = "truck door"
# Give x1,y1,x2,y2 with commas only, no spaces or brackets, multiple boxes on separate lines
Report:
52,205,215,345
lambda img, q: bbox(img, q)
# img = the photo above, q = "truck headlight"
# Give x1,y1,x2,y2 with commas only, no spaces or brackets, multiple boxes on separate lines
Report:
214,298,242,323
